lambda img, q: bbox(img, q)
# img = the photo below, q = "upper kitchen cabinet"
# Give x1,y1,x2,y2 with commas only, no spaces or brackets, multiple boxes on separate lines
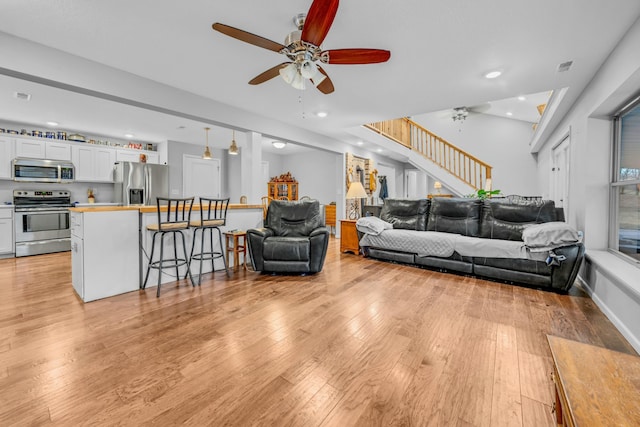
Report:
0,136,16,179
15,138,71,161
72,145,116,182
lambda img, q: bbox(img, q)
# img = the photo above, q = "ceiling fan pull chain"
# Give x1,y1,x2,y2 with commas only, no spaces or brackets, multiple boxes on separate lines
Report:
299,93,306,119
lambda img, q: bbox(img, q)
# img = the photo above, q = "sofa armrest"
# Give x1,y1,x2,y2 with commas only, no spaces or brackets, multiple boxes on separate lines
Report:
246,228,274,270
309,227,330,272
550,243,585,292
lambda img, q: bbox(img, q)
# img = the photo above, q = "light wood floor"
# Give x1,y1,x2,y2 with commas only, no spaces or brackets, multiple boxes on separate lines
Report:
0,238,635,426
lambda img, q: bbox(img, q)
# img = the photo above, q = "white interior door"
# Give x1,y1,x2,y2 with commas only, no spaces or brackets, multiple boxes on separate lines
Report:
552,136,570,211
183,155,221,198
405,170,418,198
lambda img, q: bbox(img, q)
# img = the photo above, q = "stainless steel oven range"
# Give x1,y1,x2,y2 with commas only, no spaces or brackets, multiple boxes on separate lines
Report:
14,190,72,257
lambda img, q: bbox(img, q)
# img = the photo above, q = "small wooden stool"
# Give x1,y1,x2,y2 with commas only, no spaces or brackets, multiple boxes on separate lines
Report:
224,230,247,271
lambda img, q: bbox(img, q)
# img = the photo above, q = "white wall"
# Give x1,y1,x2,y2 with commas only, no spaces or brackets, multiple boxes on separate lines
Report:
535,16,640,353
280,151,341,205
167,141,226,199
411,112,538,196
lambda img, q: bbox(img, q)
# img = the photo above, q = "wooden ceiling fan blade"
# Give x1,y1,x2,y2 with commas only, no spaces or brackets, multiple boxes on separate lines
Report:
248,63,291,85
313,65,335,94
212,23,285,53
323,48,391,64
301,0,339,47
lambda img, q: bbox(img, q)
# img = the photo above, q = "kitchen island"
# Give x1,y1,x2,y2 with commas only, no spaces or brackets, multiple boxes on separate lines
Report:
69,204,263,302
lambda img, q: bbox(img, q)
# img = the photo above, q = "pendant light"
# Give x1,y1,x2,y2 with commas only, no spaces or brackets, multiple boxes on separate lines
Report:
228,130,239,155
202,127,212,159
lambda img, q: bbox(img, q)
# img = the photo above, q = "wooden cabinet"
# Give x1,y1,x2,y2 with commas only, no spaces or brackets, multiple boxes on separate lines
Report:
325,204,336,234
0,136,16,179
340,220,359,254
268,181,298,201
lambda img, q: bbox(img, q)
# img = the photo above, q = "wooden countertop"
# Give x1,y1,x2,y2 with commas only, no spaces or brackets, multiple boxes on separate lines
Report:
70,204,262,213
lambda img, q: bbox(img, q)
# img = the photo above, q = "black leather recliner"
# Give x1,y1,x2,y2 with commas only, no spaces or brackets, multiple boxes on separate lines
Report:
247,199,329,274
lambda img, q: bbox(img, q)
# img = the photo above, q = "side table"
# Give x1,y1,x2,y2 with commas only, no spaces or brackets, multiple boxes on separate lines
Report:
224,230,247,271
547,335,640,426
340,219,359,254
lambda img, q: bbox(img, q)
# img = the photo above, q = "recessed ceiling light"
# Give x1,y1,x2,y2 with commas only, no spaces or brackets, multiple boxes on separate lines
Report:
506,112,513,116
124,133,134,138
377,148,383,153
356,141,364,146
46,121,59,127
484,70,502,79
517,96,526,101
316,111,328,118
272,141,286,149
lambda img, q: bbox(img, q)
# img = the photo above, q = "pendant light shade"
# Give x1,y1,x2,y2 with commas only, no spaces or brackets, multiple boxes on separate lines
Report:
202,127,212,159
228,130,239,155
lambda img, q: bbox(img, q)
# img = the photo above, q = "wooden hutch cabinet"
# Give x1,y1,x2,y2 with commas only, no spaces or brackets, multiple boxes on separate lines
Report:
268,181,298,201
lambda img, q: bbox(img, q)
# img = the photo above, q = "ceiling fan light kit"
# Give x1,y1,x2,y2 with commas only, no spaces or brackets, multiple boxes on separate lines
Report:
212,0,390,95
452,107,469,122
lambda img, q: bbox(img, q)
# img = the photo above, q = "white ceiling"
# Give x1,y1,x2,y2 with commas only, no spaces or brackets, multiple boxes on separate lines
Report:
1,0,640,153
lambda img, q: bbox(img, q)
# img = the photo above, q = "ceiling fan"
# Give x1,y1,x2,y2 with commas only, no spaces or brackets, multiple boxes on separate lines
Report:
212,0,391,94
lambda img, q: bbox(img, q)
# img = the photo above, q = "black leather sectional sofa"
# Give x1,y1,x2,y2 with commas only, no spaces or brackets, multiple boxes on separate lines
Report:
358,198,585,292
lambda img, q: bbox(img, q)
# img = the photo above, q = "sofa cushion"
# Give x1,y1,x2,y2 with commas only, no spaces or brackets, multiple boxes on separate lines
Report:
380,199,430,231
480,199,557,241
263,237,310,261
266,200,323,237
426,198,482,237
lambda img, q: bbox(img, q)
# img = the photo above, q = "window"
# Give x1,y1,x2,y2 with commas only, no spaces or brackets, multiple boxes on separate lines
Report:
612,98,640,262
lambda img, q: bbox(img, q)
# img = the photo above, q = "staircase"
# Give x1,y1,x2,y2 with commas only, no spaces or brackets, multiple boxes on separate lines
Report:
364,117,492,192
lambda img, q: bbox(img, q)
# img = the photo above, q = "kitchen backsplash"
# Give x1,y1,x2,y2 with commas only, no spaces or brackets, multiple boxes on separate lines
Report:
0,181,115,205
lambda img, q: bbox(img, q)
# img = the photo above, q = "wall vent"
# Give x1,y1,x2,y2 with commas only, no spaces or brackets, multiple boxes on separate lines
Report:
557,61,573,73
14,92,31,101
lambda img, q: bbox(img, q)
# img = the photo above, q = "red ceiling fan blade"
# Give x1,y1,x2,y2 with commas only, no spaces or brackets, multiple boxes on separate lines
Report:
212,23,285,53
313,65,335,94
249,63,291,85
323,48,391,64
301,0,339,47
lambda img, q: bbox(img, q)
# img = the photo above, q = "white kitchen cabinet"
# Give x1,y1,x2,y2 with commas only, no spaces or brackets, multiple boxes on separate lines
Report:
0,209,14,256
16,138,71,160
0,136,16,179
72,145,116,182
94,148,116,181
70,209,139,302
116,149,142,163
45,141,72,160
71,145,95,181
15,138,45,158
145,152,160,164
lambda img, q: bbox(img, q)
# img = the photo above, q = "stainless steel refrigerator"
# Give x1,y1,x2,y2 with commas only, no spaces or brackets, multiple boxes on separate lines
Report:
113,162,169,205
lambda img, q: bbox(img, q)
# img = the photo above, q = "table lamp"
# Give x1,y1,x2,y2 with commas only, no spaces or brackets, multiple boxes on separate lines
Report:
346,181,368,219
434,181,442,194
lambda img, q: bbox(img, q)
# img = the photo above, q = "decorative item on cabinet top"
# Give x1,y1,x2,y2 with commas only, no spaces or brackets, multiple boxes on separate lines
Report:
1,128,157,150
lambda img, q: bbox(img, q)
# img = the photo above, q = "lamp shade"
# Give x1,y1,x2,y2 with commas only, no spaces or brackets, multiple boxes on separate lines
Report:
346,181,367,199
433,181,442,190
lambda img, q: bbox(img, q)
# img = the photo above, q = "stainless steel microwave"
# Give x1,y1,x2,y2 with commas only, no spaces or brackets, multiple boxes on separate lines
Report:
13,158,75,183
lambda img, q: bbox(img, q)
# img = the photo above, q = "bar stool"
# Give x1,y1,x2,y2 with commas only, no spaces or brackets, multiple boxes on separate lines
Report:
187,197,230,285
143,197,195,297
